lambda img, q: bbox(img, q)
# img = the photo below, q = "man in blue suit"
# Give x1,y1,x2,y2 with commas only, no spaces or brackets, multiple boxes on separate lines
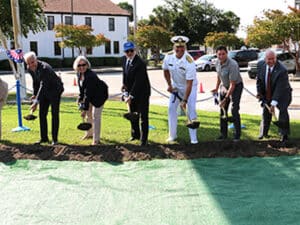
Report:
256,49,292,142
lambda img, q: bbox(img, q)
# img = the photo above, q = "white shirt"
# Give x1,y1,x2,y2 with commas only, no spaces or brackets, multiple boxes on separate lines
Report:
162,51,198,91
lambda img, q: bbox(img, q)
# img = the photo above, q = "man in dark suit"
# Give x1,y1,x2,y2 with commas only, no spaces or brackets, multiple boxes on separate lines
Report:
121,41,151,146
24,51,64,145
256,49,292,142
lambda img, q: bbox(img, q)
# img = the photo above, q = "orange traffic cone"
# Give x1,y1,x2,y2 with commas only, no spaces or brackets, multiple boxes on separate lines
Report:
73,77,77,86
199,82,205,93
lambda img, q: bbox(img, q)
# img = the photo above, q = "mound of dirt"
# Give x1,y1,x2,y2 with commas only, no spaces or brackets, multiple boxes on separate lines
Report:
0,140,299,163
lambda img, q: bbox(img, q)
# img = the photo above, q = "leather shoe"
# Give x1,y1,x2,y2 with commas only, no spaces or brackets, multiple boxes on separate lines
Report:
216,135,227,141
128,137,139,141
51,141,58,146
140,141,148,146
258,134,270,140
34,139,49,145
280,135,288,143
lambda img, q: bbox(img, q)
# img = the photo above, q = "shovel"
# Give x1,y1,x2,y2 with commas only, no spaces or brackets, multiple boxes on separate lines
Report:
221,107,235,122
264,104,288,129
23,109,37,121
77,117,92,131
180,103,200,129
172,91,200,129
24,81,43,121
122,93,139,122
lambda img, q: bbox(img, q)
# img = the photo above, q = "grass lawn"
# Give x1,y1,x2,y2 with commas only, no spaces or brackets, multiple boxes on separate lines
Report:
1,97,300,145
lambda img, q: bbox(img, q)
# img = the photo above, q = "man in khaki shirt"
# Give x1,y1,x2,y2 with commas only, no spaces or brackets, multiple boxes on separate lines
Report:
0,78,8,140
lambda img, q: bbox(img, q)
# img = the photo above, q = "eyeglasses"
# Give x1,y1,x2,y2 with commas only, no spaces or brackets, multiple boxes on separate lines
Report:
125,49,134,53
77,63,87,68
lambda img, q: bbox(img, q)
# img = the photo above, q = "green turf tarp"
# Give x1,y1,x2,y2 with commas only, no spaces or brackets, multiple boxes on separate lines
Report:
1,157,300,225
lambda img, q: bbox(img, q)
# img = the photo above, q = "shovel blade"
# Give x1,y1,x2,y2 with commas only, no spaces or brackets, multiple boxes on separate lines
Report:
77,122,92,131
23,114,37,121
123,112,139,122
186,121,200,129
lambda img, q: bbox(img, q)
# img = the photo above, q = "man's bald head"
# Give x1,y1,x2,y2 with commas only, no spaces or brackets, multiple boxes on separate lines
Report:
265,49,277,67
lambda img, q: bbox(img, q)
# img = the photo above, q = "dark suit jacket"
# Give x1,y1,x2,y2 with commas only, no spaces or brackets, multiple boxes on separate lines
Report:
78,69,108,110
28,61,64,101
257,60,292,108
122,55,151,99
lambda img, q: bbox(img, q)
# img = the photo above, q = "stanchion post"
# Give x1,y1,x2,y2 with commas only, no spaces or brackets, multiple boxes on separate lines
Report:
12,79,30,132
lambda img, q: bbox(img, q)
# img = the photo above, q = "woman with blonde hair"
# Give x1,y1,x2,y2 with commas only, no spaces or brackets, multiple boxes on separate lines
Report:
73,56,108,145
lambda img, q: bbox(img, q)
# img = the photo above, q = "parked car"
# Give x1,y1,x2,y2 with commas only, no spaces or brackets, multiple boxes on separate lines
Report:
228,49,259,67
195,54,217,71
187,50,205,61
247,51,296,79
149,53,165,61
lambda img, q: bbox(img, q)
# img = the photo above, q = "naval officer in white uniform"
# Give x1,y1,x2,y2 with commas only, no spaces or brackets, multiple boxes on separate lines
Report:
162,36,199,144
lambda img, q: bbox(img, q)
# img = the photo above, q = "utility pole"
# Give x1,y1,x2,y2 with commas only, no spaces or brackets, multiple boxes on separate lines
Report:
10,0,26,99
71,0,74,58
133,0,137,37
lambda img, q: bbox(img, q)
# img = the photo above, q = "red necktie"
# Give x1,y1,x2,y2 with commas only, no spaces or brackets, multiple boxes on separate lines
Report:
266,68,272,101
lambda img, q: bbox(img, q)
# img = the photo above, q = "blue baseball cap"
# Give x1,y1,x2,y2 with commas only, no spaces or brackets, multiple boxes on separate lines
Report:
123,41,135,51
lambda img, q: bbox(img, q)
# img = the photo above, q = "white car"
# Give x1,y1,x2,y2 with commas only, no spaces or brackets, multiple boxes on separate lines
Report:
195,54,217,71
248,51,296,79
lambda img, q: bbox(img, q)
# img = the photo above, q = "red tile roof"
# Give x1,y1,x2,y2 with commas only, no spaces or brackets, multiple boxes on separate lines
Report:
42,0,130,16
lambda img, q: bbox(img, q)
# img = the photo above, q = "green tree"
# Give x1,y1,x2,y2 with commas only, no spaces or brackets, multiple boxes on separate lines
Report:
205,32,243,49
54,24,109,55
246,8,300,74
135,25,173,65
148,0,240,46
118,2,133,22
0,0,46,39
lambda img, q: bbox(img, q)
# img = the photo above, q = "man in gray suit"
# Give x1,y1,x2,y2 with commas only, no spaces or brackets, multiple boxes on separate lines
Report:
256,49,292,142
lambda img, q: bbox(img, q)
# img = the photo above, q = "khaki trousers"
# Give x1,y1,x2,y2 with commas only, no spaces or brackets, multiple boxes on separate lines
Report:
85,103,103,143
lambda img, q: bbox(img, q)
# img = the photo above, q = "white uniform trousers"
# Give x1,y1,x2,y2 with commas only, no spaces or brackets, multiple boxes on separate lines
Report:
168,85,198,143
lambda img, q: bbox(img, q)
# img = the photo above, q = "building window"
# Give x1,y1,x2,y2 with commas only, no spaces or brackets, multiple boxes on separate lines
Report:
105,41,111,54
65,16,73,25
10,41,15,49
54,41,61,55
47,16,54,30
108,18,115,31
86,47,93,55
113,41,119,54
30,42,38,55
85,17,92,27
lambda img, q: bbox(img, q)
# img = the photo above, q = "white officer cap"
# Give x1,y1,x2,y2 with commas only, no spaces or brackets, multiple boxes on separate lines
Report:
171,36,189,47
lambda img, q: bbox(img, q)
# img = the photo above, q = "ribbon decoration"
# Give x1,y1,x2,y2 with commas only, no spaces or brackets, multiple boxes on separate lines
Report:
6,48,24,63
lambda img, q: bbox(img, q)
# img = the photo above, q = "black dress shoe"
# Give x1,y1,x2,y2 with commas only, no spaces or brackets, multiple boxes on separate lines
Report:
51,141,58,146
280,135,288,143
128,137,139,141
140,141,148,146
34,139,49,145
216,135,227,141
258,134,270,140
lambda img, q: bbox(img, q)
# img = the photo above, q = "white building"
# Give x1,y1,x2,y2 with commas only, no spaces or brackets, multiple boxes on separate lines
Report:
21,0,130,58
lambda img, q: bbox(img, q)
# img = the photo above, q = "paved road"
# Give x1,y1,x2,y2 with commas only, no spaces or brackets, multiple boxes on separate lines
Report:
1,68,300,119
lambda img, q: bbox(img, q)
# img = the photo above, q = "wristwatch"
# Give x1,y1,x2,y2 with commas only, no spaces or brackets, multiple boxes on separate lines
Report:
182,99,188,103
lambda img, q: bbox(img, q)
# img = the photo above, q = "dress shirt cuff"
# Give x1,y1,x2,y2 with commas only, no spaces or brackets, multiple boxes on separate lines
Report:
271,100,278,107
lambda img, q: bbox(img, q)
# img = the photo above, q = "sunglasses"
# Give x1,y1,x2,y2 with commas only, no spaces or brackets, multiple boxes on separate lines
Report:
125,49,134,53
77,63,87,68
